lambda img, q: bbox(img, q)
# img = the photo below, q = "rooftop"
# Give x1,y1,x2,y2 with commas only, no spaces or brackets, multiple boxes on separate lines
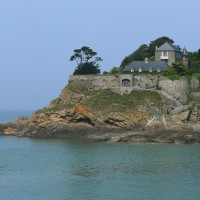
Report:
124,60,168,72
155,42,181,52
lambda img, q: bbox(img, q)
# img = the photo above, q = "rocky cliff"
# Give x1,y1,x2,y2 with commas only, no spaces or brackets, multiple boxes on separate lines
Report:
1,75,200,143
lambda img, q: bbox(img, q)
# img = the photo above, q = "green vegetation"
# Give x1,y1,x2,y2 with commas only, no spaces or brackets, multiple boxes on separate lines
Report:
84,89,163,115
120,36,174,69
35,98,75,113
164,62,188,76
70,46,102,75
188,49,200,68
35,88,164,115
167,75,181,81
120,36,200,79
109,67,120,74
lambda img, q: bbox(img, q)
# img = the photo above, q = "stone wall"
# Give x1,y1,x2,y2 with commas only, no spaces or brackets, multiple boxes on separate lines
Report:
190,76,199,91
69,74,193,103
159,77,189,103
69,74,133,90
133,75,160,89
190,92,200,100
69,75,120,90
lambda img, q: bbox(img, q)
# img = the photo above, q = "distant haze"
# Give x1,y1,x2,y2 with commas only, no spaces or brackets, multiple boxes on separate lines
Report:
0,0,199,110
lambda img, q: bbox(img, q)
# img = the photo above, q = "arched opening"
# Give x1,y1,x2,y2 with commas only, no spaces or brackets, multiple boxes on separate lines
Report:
122,79,131,87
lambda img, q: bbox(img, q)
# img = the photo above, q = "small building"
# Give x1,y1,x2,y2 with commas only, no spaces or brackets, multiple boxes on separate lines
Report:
124,42,188,73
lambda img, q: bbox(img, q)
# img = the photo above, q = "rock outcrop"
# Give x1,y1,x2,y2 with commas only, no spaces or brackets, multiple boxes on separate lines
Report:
1,74,200,143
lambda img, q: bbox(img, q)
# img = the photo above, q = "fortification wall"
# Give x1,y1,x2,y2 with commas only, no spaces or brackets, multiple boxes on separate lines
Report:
133,75,160,89
69,75,119,90
69,74,194,103
159,77,190,103
69,74,133,90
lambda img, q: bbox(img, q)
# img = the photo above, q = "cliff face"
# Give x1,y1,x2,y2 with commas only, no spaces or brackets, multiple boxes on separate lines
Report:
1,75,200,143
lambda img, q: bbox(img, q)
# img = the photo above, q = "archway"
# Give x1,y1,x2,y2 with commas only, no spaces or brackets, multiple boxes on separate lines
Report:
122,79,131,87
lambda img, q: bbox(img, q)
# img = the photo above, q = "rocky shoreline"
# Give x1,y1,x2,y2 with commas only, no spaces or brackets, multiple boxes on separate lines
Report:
1,76,200,144
1,105,200,144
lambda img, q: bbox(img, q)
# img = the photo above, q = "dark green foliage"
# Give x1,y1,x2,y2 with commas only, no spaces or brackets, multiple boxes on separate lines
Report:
190,49,200,61
164,62,188,76
120,36,174,70
188,49,200,68
187,65,200,75
148,37,174,57
120,44,148,69
73,62,100,75
109,67,120,74
70,46,102,75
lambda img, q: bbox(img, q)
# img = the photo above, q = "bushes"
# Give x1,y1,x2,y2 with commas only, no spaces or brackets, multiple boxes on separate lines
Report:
164,62,188,76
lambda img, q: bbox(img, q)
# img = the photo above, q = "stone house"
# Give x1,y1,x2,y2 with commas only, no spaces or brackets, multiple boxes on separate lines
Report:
155,42,188,66
124,42,188,73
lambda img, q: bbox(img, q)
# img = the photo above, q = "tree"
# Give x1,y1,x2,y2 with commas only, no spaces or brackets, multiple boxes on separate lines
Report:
109,67,119,74
70,46,102,75
188,49,200,68
164,62,188,76
148,36,174,57
120,44,148,70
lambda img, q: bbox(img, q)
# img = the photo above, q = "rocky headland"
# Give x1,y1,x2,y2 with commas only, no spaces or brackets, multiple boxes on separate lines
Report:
1,74,200,143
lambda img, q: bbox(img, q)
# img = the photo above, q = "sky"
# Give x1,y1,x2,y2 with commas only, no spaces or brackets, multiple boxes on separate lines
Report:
0,0,200,110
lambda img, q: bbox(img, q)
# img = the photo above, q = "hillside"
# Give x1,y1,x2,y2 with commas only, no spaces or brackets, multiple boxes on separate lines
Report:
1,75,200,143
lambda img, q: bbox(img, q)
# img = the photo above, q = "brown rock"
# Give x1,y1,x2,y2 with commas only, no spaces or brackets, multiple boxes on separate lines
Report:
73,104,95,119
4,127,16,135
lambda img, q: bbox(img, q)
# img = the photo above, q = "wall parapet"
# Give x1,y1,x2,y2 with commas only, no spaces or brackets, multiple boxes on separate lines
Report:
68,74,193,103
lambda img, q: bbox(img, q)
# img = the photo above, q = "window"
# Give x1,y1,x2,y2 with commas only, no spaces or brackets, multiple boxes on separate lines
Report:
157,67,161,72
162,51,168,56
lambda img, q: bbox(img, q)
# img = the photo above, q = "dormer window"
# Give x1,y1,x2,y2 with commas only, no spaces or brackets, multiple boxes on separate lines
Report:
139,67,142,73
149,67,153,72
131,69,134,72
157,67,161,72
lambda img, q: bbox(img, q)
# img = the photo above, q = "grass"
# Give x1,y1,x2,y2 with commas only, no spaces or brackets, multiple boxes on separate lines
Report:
84,89,163,115
35,89,164,115
35,102,75,114
167,74,181,81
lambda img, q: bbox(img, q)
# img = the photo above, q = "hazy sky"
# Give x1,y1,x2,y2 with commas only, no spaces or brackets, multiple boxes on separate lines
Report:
0,0,200,110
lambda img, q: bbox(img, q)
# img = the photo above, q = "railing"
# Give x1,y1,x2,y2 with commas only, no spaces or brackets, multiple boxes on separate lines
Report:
160,55,169,59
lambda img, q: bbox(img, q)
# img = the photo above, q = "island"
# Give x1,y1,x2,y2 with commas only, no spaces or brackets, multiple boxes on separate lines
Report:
1,37,200,143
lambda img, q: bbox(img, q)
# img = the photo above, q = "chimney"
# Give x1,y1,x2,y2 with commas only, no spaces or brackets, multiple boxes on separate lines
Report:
145,57,148,64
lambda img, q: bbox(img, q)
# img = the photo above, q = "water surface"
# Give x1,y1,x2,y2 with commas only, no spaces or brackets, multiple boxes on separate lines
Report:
0,136,200,200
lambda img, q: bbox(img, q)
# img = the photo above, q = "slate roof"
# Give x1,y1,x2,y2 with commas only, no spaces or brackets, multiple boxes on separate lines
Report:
124,61,168,72
155,42,181,52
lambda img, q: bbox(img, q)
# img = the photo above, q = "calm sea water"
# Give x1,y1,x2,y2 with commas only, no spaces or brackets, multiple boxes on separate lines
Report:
0,111,200,200
0,137,200,200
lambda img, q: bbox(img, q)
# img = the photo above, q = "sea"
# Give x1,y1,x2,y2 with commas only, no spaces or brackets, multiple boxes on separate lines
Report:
0,111,200,200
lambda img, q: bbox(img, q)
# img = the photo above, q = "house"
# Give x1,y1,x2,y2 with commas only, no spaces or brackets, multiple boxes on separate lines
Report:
124,42,188,73
155,42,188,66
123,58,168,73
